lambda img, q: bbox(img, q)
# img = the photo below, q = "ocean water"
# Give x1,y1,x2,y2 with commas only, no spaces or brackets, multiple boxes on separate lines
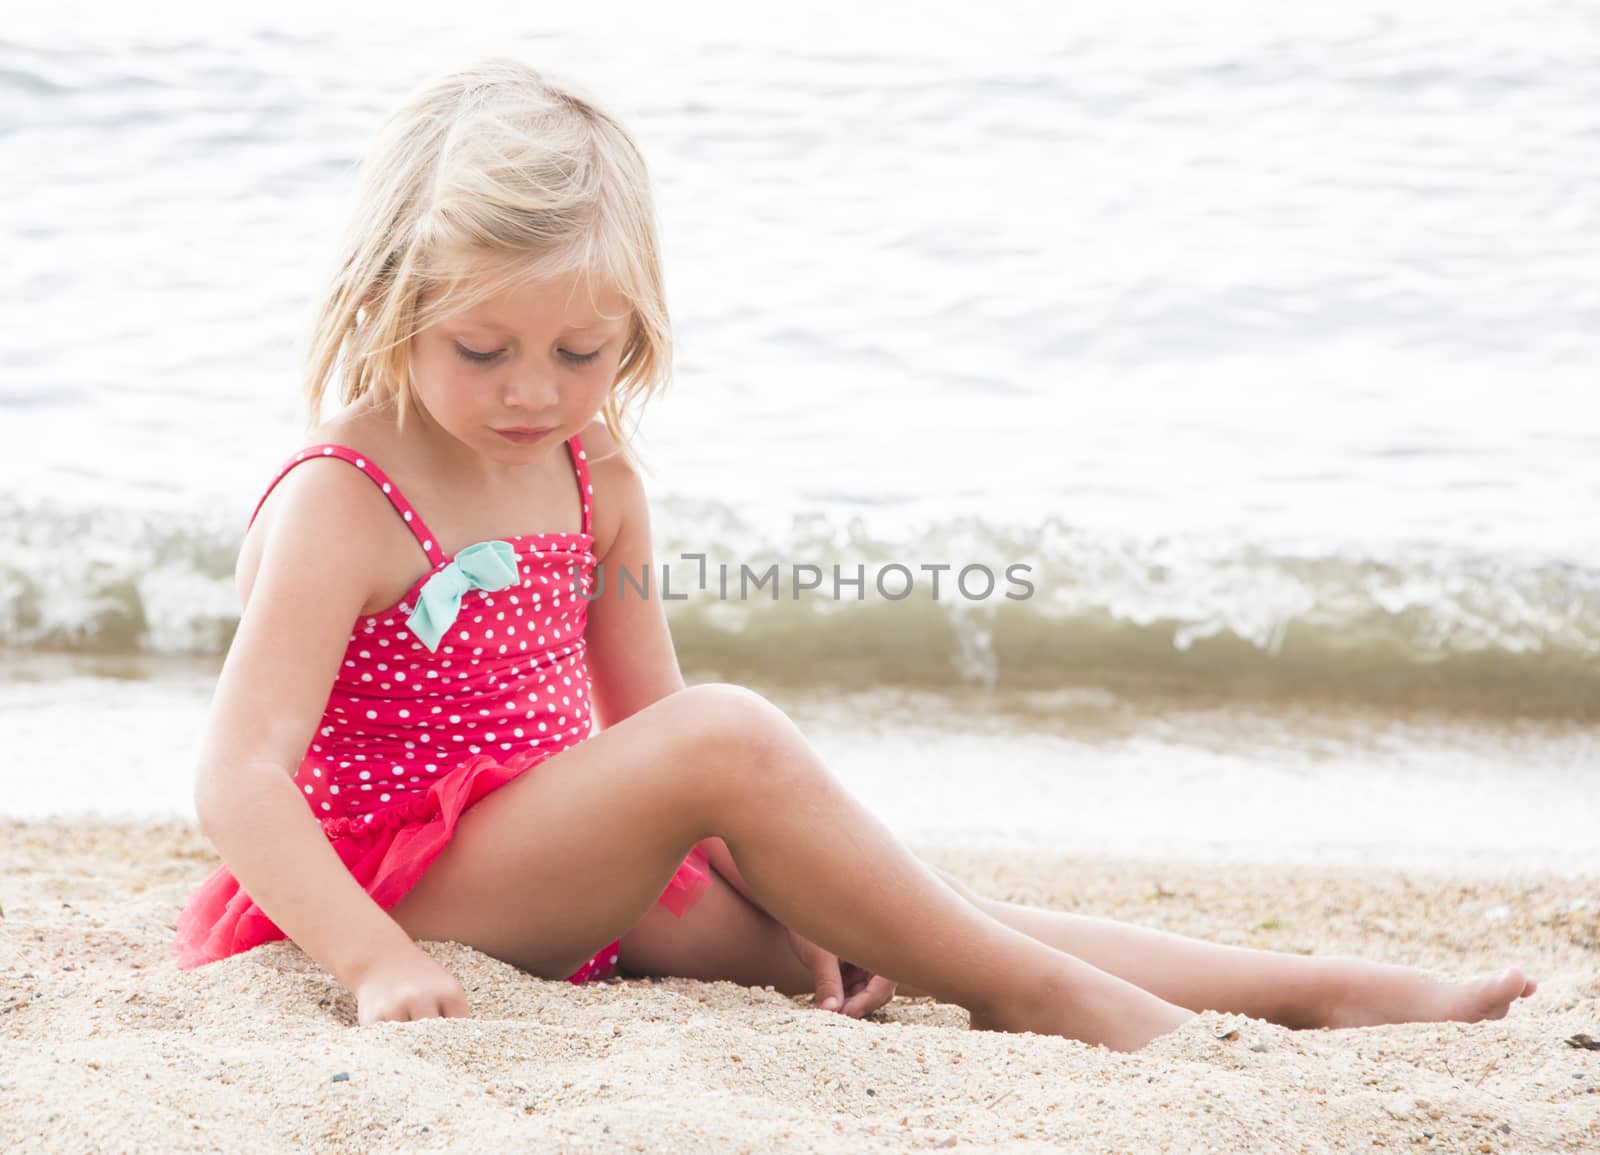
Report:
4,652,1597,875
2,3,1596,864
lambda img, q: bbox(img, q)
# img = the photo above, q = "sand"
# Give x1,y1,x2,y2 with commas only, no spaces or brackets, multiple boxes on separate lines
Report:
1,818,1596,1153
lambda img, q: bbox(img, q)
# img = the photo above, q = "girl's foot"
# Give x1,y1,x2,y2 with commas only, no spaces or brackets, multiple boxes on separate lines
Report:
1322,962,1537,1030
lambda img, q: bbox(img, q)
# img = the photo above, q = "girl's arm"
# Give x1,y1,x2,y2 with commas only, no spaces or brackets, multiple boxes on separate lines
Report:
581,427,761,910
192,461,426,991
583,427,688,730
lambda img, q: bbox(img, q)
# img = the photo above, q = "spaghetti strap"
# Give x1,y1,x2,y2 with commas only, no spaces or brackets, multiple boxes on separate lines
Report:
247,444,447,567
565,432,594,537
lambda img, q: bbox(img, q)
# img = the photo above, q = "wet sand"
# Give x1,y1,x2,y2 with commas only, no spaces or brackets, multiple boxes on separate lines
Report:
1,817,1596,1153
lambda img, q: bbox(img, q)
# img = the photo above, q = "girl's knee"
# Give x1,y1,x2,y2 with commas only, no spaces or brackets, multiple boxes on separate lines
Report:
619,684,822,829
666,683,803,770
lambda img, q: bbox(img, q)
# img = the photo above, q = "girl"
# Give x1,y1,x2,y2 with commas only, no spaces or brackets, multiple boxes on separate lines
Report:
174,58,1536,1052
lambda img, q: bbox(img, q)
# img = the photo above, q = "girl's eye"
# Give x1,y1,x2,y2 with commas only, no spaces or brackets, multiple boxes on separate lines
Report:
454,343,502,364
454,344,602,367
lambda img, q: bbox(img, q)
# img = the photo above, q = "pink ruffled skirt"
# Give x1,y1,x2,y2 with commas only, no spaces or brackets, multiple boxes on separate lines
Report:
171,753,713,984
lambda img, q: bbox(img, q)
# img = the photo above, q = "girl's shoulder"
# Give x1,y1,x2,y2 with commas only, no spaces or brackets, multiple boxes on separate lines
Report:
575,418,648,562
574,416,622,471
299,395,404,467
250,402,407,539
237,408,427,619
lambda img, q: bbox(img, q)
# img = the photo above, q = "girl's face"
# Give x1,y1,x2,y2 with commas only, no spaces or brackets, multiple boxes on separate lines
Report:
407,268,631,464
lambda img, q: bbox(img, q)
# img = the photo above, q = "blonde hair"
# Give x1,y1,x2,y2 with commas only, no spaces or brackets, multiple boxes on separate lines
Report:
304,58,672,466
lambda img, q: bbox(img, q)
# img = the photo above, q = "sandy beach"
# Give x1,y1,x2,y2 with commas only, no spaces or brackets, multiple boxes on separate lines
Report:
1,818,1595,1153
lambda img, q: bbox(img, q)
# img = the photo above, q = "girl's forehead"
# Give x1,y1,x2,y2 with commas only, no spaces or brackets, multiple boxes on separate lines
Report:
436,270,631,330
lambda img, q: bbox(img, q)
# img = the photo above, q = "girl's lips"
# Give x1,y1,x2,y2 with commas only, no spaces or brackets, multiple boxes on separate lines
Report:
495,426,554,444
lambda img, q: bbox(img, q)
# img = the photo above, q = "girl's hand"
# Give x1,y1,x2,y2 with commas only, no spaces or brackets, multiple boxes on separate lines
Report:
785,927,897,1019
350,947,471,1026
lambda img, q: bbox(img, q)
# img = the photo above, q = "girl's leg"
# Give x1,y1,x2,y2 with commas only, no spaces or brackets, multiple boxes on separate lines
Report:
914,866,1536,1029
621,844,1535,1030
387,683,1192,1050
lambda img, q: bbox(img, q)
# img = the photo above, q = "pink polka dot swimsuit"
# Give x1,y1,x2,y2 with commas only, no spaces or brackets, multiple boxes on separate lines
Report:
172,432,712,983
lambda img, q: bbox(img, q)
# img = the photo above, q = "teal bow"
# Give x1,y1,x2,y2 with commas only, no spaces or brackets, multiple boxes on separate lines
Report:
405,540,520,652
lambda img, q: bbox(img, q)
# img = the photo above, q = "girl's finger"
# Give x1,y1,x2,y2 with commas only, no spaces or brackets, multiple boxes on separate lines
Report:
842,976,897,1018
811,956,845,1012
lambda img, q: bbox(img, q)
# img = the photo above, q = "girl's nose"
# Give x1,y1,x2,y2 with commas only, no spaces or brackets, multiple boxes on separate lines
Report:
502,364,560,411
